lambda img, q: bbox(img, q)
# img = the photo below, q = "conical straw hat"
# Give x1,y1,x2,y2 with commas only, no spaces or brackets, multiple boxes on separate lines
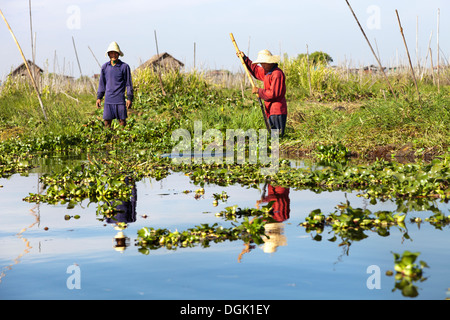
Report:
105,41,124,57
252,49,280,64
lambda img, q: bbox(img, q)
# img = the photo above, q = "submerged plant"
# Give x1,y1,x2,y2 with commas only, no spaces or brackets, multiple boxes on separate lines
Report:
389,251,429,298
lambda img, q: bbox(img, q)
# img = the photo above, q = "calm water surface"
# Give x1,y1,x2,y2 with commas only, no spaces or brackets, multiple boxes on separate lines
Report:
1,167,449,300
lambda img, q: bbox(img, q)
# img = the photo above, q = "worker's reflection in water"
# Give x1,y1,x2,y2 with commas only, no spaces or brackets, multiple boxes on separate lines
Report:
105,177,137,252
239,184,291,262
258,184,290,254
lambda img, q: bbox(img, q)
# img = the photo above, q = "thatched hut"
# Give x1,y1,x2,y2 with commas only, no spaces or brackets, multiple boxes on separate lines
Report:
136,52,184,72
9,60,43,82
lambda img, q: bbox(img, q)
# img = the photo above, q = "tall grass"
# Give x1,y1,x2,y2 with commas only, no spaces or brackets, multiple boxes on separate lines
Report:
280,53,450,102
132,68,263,132
0,76,94,137
282,88,450,156
280,55,395,101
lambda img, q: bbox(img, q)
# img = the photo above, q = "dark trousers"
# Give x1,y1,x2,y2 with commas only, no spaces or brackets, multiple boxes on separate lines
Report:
269,114,287,137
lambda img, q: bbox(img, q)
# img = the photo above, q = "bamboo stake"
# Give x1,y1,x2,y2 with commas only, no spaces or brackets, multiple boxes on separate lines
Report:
72,37,96,94
344,0,397,99
437,9,440,93
244,36,251,87
306,44,312,96
29,0,35,82
88,45,101,69
154,30,166,96
72,36,83,77
421,31,433,80
193,42,196,71
395,10,420,100
430,48,436,85
416,16,421,75
0,8,47,120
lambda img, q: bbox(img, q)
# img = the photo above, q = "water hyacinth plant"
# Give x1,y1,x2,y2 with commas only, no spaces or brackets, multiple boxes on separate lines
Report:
136,202,276,253
389,251,429,298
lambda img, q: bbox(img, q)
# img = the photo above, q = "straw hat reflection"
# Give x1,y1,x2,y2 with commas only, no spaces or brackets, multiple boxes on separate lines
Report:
113,231,130,252
261,222,287,253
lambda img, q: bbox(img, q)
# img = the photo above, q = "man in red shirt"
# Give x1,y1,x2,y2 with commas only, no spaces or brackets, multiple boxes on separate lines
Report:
238,49,288,136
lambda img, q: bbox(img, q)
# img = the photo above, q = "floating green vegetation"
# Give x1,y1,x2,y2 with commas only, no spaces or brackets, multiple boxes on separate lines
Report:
23,156,136,214
212,191,229,206
136,202,276,253
410,211,450,229
272,155,450,200
21,149,450,222
388,251,429,298
299,198,449,254
315,142,350,164
0,152,34,178
300,200,408,252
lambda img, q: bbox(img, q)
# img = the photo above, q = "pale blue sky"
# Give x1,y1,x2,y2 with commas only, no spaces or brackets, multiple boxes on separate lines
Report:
1,0,449,79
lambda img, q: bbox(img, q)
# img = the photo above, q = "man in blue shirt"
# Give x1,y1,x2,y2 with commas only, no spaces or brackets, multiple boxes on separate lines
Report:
96,42,133,127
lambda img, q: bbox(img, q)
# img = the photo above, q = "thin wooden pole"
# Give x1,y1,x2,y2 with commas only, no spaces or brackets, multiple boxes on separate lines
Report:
344,0,397,99
230,33,270,132
437,8,440,93
193,42,196,71
421,31,433,80
245,36,251,87
306,44,312,96
154,30,166,96
88,45,101,69
416,16,421,76
430,48,436,85
72,36,83,77
72,37,96,94
29,0,35,82
395,10,420,100
0,8,47,120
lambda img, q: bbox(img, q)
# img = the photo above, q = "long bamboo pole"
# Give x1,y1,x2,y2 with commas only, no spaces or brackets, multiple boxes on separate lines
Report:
395,10,420,100
72,36,83,76
29,0,35,82
230,33,270,132
0,8,47,120
437,9,440,93
344,0,397,99
88,45,101,69
416,16,423,77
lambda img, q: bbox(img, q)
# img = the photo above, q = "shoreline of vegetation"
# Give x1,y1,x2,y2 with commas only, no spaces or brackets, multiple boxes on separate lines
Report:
0,53,449,180
1,54,449,161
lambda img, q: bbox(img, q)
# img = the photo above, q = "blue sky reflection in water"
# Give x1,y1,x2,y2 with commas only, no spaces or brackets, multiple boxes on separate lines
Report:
0,171,449,300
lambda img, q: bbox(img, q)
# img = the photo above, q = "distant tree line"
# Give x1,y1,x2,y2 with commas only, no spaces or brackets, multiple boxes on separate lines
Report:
297,51,333,65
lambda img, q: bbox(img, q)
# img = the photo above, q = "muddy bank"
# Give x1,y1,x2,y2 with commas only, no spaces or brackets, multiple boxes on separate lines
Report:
281,142,444,163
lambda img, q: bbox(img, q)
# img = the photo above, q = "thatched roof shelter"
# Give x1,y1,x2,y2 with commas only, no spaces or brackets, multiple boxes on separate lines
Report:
136,52,184,72
9,60,43,79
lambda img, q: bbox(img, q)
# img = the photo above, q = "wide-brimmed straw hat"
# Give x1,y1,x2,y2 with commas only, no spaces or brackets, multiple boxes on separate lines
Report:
252,49,280,64
105,41,124,57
